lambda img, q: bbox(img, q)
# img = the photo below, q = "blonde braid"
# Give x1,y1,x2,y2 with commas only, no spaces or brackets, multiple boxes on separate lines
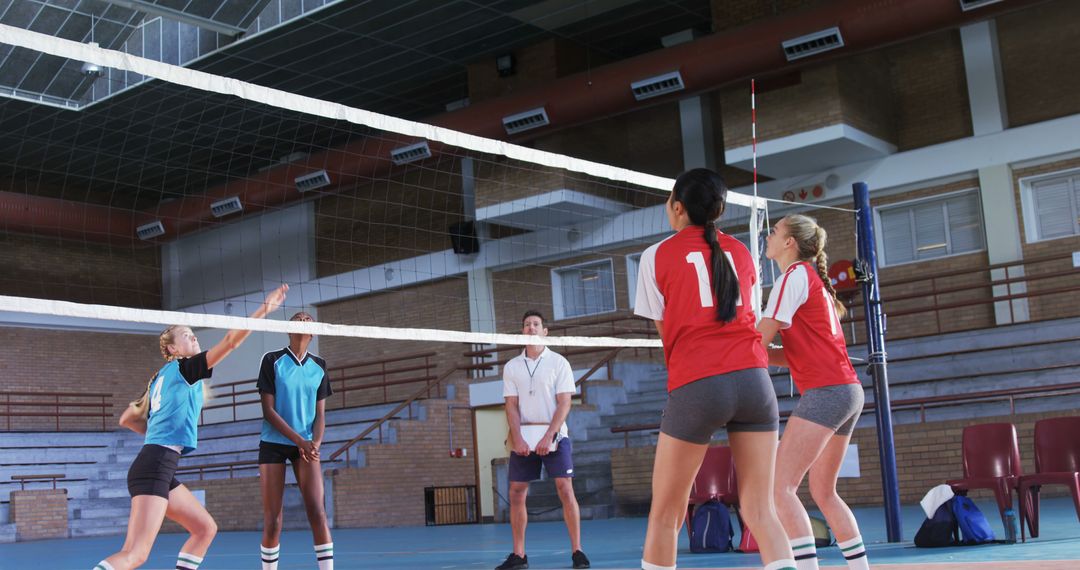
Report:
783,214,847,317
813,227,847,317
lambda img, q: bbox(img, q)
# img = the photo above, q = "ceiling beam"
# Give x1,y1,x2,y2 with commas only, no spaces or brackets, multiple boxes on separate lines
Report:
100,0,245,36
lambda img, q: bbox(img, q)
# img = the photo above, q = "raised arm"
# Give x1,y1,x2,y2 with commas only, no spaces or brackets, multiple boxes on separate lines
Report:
205,284,288,369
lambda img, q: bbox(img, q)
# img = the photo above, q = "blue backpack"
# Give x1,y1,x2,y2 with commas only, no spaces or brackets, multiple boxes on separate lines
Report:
689,500,734,553
951,495,995,545
915,500,959,547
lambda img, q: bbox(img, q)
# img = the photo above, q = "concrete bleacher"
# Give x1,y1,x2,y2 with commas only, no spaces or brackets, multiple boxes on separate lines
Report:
0,399,426,539
4,317,1079,537
516,316,1080,522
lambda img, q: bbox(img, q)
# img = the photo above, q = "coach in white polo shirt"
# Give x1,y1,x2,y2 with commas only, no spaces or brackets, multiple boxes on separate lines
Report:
495,310,590,570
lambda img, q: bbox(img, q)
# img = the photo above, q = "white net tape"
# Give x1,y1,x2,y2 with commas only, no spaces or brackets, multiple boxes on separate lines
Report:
0,295,661,347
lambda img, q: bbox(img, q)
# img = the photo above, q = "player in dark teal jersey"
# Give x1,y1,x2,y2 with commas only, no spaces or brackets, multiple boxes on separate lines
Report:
93,284,287,570
257,311,334,570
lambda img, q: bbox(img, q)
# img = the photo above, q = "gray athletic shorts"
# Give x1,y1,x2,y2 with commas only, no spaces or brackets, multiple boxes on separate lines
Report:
660,368,779,444
791,383,864,435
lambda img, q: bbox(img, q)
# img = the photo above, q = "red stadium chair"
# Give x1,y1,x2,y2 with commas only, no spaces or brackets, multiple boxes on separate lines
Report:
1018,416,1080,541
686,446,747,545
946,423,1023,533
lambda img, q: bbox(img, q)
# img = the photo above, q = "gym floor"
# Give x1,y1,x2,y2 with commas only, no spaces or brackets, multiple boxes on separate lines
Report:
5,497,1077,569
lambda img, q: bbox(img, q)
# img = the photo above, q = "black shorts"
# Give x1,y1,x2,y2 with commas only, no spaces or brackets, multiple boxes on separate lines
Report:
259,441,301,464
127,444,181,499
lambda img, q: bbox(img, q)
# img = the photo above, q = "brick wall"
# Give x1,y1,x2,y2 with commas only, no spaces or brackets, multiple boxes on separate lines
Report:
474,102,677,210
10,488,68,541
710,0,823,32
1011,156,1080,321
328,381,477,527
837,52,896,144
0,326,162,431
315,155,465,277
720,54,896,151
474,159,666,212
719,64,846,150
161,477,263,533
999,0,1080,128
881,29,972,151
0,233,160,308
316,278,471,408
611,410,1077,513
532,103,685,179
716,28,972,153
467,38,600,105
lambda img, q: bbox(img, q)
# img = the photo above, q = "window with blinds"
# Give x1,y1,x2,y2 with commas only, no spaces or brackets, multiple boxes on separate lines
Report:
875,190,985,266
551,259,617,320
1027,173,1080,241
626,253,642,309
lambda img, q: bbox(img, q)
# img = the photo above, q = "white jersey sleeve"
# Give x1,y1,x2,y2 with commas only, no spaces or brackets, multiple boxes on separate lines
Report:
764,264,810,327
634,242,665,321
502,359,520,398
554,355,577,395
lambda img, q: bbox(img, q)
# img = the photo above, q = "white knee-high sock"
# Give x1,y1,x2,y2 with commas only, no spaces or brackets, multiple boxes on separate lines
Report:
315,542,334,570
764,560,798,570
790,535,819,570
640,561,675,570
93,562,115,570
261,543,280,570
839,535,869,569
175,552,203,570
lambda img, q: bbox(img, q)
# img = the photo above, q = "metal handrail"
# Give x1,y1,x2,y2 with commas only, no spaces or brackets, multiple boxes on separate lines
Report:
201,351,438,423
209,351,439,389
0,391,113,431
610,380,1080,446
327,363,489,463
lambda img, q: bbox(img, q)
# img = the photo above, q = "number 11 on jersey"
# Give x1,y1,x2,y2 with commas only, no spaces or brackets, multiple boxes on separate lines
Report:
685,251,742,308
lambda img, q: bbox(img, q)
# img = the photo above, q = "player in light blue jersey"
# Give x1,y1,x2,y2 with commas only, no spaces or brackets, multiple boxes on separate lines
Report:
256,311,334,570
93,284,287,570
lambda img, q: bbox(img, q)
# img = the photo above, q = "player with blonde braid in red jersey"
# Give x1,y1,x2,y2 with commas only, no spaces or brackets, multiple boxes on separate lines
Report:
759,214,869,570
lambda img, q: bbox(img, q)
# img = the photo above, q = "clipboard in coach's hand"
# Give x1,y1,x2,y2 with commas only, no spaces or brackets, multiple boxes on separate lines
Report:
505,425,559,455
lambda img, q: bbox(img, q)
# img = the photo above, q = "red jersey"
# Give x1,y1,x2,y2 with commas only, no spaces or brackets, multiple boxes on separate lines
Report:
634,226,768,392
764,261,859,392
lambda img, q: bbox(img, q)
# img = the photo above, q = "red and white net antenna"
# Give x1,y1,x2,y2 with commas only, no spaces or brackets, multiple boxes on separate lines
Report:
749,78,765,316
752,78,758,199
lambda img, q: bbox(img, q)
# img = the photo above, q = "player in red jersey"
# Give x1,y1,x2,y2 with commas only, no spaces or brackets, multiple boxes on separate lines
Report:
759,214,869,570
635,169,796,570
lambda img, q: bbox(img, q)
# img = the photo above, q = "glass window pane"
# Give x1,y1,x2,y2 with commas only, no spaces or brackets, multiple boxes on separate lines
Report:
913,202,947,260
1033,178,1076,239
880,208,914,265
557,261,615,318
946,193,984,254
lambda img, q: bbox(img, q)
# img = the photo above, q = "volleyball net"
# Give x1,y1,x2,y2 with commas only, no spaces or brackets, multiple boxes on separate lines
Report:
0,23,782,352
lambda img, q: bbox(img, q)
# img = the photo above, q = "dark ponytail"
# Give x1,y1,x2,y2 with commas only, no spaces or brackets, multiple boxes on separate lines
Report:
673,169,739,323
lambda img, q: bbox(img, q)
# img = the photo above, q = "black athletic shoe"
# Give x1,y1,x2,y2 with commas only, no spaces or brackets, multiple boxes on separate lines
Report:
572,550,591,569
495,553,528,570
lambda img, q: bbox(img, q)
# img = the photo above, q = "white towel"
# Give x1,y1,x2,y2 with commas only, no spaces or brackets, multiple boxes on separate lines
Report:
920,484,955,518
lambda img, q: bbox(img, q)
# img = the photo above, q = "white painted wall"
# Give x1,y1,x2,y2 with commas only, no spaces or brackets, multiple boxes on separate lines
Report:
164,201,315,311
